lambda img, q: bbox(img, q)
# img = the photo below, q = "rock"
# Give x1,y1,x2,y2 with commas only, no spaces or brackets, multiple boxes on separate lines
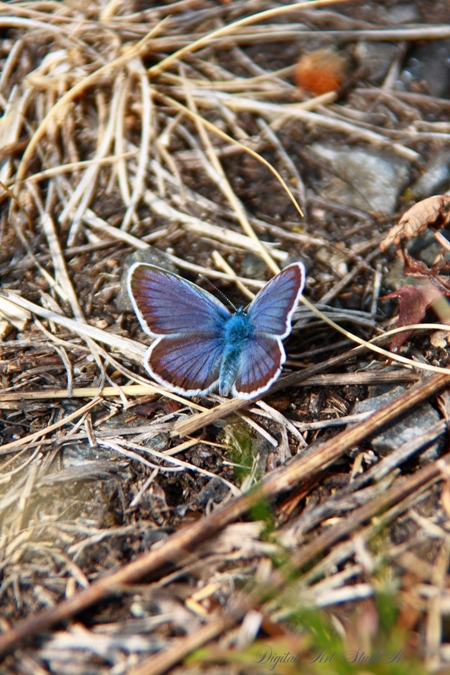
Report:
195,477,229,506
385,4,419,23
147,433,170,452
412,149,450,199
352,385,441,462
240,253,267,280
355,41,398,85
310,143,410,215
398,40,450,98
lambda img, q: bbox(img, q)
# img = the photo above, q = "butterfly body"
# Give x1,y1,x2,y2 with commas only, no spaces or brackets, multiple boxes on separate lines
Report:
217,308,253,396
128,262,305,399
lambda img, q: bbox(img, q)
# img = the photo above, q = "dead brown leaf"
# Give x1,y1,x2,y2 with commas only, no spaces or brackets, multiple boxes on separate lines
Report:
380,195,450,252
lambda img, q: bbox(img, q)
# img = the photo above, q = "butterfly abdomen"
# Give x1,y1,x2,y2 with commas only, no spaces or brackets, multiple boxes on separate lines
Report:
218,310,253,396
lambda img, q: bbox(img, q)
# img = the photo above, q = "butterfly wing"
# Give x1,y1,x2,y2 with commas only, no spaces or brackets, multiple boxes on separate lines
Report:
231,335,285,399
128,263,230,395
247,262,305,338
231,263,305,398
128,263,230,337
146,334,223,396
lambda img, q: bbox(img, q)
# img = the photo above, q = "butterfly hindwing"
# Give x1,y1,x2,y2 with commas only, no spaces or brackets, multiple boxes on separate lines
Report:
128,263,230,337
232,335,285,399
247,262,305,338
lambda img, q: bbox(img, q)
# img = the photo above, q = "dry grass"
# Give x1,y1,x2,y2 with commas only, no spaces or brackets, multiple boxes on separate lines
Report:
1,1,450,674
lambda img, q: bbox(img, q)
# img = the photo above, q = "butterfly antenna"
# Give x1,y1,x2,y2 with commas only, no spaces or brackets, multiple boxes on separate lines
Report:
198,275,237,311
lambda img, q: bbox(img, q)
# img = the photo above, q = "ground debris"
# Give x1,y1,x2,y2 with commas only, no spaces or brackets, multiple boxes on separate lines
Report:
0,1,449,673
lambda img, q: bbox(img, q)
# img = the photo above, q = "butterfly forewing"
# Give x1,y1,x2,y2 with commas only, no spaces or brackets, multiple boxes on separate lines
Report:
232,335,285,398
147,334,223,395
247,263,305,338
128,263,230,337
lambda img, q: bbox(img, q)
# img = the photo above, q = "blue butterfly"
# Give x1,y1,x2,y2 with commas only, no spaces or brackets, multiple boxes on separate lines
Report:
127,262,305,399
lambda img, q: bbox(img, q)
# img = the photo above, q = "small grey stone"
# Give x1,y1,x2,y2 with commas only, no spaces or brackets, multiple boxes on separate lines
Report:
240,253,267,280
310,144,410,215
143,528,169,549
147,433,170,452
355,42,399,84
412,149,450,199
398,40,450,99
62,443,118,465
353,385,441,462
385,4,419,24
195,477,229,506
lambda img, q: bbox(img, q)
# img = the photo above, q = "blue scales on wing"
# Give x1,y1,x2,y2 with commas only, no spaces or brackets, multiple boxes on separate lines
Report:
127,263,231,395
246,263,305,338
232,335,285,399
147,334,224,395
128,263,230,337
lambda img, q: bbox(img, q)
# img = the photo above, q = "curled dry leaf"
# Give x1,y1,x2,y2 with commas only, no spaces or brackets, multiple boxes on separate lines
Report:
381,198,450,352
380,195,450,253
